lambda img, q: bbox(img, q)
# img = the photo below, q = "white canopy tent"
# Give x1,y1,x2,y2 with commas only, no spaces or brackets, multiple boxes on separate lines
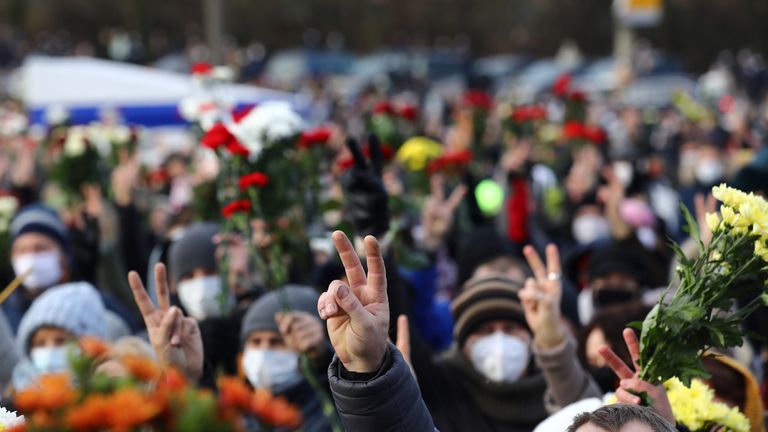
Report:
15,56,305,127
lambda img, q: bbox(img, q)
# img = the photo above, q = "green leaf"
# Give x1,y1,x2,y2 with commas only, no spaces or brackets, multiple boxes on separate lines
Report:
680,202,701,247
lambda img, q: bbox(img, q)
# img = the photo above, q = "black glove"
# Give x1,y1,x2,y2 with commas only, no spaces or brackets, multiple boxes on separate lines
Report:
341,134,390,237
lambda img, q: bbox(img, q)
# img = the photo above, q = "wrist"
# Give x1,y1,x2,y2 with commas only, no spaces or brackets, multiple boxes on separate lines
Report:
533,323,567,350
342,346,387,374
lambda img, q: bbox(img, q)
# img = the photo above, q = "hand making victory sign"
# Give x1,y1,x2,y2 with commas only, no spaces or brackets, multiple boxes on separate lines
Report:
317,231,389,373
128,263,204,381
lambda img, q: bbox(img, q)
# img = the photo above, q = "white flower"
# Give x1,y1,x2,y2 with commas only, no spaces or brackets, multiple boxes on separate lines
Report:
230,101,304,161
111,125,132,144
0,406,24,428
44,104,70,126
0,196,18,219
64,126,88,157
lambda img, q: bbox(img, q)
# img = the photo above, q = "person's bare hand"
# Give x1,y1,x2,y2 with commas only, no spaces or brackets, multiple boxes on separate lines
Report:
317,231,389,373
520,244,566,350
128,263,204,381
276,311,325,356
694,192,717,246
598,328,675,424
421,174,467,250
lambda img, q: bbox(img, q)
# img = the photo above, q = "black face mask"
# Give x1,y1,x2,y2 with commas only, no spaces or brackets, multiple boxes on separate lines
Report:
593,288,639,309
589,366,619,393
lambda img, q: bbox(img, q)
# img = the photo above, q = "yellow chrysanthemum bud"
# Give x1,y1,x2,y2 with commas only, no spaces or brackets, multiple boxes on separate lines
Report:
705,212,721,232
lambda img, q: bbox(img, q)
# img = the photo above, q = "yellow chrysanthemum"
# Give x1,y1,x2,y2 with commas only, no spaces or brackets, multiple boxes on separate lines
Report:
395,137,444,171
663,377,750,432
705,212,721,233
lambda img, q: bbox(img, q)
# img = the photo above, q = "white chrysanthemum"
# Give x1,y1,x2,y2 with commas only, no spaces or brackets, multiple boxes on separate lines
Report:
0,406,24,428
230,101,304,161
64,126,88,157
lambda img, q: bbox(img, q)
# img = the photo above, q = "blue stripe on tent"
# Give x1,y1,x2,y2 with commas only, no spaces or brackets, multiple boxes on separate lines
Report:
28,101,309,128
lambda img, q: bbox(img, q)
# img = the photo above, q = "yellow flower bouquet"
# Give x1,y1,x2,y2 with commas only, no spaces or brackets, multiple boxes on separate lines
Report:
637,184,768,386
664,377,750,432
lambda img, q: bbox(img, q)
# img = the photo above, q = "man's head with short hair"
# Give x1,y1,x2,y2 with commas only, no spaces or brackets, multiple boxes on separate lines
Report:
567,404,676,432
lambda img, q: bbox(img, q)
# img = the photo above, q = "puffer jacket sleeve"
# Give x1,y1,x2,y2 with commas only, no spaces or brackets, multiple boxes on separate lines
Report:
328,343,436,432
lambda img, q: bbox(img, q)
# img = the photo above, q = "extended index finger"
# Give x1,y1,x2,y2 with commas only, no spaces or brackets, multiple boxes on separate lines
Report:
128,270,156,318
332,231,367,289
598,345,635,380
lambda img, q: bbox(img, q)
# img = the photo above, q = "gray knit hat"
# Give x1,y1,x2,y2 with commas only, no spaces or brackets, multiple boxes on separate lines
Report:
10,203,69,252
16,281,107,354
240,285,320,344
168,222,219,284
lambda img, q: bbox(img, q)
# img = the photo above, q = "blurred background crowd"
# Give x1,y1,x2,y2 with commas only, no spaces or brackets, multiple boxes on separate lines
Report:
0,0,767,431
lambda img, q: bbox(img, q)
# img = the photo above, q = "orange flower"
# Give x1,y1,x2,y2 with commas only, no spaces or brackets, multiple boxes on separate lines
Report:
250,388,301,428
104,388,163,430
218,377,252,411
79,337,109,359
66,394,111,430
121,355,161,382
157,368,187,393
15,374,76,412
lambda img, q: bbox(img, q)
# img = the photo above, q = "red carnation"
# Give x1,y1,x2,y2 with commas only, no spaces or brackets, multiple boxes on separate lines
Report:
362,143,395,161
582,125,606,144
239,172,269,190
299,127,332,149
563,121,586,140
463,90,493,111
569,89,587,103
201,123,234,151
191,62,214,75
221,199,252,218
512,105,547,123
552,74,572,97
373,101,395,115
427,150,473,175
398,104,419,122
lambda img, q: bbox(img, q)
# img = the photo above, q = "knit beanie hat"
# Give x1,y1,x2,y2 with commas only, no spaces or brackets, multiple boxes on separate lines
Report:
10,203,70,252
240,286,320,344
16,281,107,354
168,222,219,284
710,354,766,432
451,276,527,346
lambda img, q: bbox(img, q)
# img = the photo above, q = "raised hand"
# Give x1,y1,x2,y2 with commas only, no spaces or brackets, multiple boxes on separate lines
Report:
520,244,566,350
128,264,204,380
421,174,467,250
598,328,675,424
317,231,389,373
276,311,325,357
341,135,390,237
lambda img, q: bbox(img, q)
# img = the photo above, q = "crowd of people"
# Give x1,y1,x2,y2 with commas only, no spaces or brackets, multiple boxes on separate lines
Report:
0,35,767,431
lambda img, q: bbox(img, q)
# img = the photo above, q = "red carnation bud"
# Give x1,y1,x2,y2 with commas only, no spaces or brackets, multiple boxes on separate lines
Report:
221,199,252,218
191,62,214,75
373,101,395,115
582,125,606,145
299,127,333,149
569,89,587,103
398,104,419,121
563,121,586,140
552,74,572,97
462,90,493,111
239,172,270,190
201,123,233,151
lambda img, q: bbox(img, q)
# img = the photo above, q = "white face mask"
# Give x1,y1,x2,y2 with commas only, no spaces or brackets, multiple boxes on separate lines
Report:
177,275,230,321
695,159,724,185
30,346,71,374
572,214,611,245
469,331,530,383
12,250,63,291
242,348,303,393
